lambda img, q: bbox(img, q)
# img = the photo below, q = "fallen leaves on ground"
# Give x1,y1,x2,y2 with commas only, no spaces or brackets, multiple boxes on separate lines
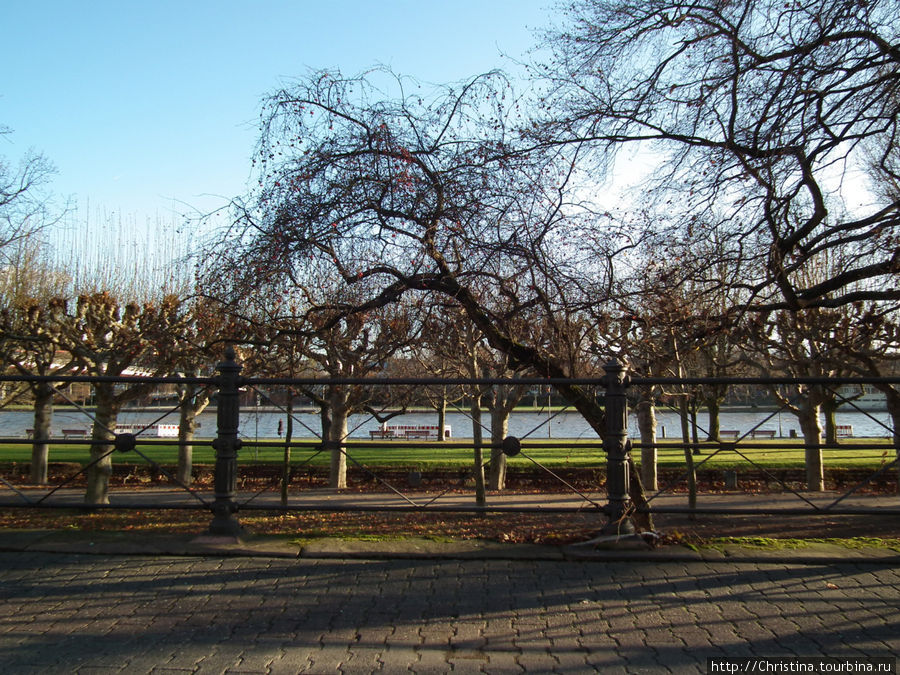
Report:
0,508,603,546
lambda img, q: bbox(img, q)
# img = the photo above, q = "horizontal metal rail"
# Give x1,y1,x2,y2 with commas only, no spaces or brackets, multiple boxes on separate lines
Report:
1,357,896,537
1,438,892,452
1,374,899,387
2,498,898,517
1,500,897,517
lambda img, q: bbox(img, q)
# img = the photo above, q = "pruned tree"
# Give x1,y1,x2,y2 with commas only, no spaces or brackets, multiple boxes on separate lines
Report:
812,301,900,485
300,295,416,489
744,306,866,491
0,299,79,483
47,292,186,504
419,305,529,496
212,263,420,490
166,296,235,485
0,241,74,483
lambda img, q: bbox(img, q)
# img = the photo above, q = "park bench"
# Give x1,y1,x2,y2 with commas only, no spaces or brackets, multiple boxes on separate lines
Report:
369,429,395,440
750,429,776,439
719,430,739,439
62,429,89,439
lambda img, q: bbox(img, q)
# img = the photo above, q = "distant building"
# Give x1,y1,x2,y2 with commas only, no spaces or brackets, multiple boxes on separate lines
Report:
835,384,888,410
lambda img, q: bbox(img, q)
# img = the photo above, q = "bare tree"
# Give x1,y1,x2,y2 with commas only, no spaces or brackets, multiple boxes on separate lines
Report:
420,306,529,495
744,306,869,491
0,242,74,482
0,299,79,483
214,68,653,528
536,0,899,312
214,266,420,490
0,132,65,261
166,296,235,485
815,301,900,485
47,292,187,504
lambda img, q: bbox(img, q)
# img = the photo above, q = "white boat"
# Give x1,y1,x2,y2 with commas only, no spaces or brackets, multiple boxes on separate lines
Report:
369,423,451,440
114,424,181,438
835,385,889,410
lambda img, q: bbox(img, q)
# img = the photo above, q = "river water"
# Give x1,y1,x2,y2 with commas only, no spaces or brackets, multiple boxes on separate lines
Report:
0,407,894,440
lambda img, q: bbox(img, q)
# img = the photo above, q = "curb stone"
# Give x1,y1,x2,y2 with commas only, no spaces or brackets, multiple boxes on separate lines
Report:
3,529,900,564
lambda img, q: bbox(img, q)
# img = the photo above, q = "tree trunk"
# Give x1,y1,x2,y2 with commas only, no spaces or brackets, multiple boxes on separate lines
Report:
30,384,54,484
437,386,447,442
328,388,349,489
822,397,839,446
176,384,211,486
798,403,824,491
281,397,294,506
176,412,196,486
679,398,697,513
319,403,332,442
470,394,486,508
636,398,657,491
489,404,509,490
690,403,701,456
705,396,722,442
876,385,900,493
86,384,119,505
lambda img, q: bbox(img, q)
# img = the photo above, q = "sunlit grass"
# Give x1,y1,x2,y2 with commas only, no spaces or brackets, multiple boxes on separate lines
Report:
0,437,895,470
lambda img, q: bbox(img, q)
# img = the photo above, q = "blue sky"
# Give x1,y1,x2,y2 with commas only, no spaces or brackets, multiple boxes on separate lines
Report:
1,1,553,234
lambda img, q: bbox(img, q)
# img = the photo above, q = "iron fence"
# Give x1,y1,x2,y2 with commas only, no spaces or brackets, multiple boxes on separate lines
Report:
1,348,898,538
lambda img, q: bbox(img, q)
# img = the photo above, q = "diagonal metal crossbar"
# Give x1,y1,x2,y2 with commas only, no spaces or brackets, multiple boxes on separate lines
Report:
499,435,605,510
24,379,215,508
642,391,826,510
637,380,899,514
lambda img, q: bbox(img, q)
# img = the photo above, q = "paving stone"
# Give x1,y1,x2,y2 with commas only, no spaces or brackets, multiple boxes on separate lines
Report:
304,645,350,672
375,645,419,671
414,645,452,672
515,649,559,672
483,650,524,673
1,552,900,673
266,649,312,674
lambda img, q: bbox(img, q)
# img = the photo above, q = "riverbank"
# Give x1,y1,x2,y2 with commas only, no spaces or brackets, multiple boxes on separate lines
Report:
2,407,894,440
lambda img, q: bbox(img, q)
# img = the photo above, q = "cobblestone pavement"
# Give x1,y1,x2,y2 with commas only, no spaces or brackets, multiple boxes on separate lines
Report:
1,552,898,673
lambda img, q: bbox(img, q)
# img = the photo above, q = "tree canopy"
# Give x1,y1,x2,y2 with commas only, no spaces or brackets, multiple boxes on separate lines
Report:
535,0,899,311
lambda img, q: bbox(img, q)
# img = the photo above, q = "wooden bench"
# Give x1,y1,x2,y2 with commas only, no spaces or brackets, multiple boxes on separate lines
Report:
719,430,739,439
404,429,431,439
369,430,395,440
750,429,776,439
62,429,89,439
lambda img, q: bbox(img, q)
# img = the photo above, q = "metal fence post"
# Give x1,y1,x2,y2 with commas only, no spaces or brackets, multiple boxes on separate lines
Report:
602,360,635,534
209,346,243,536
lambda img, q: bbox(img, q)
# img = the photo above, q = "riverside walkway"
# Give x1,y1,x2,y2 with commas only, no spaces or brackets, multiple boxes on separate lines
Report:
1,486,899,673
3,485,899,512
1,546,899,673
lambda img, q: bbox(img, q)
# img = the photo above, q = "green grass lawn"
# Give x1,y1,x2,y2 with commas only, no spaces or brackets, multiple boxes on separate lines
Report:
0,437,895,471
